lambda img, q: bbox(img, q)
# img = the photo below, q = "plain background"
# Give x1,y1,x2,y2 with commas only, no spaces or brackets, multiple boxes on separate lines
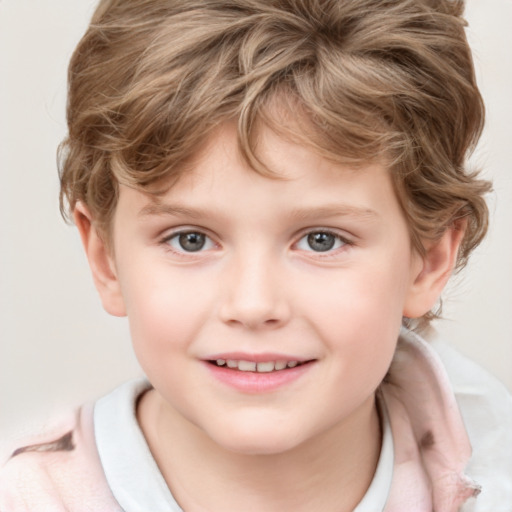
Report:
1,0,511,458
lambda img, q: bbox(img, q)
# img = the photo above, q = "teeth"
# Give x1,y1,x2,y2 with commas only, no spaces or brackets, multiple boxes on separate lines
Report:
256,362,274,373
215,359,302,372
238,360,257,371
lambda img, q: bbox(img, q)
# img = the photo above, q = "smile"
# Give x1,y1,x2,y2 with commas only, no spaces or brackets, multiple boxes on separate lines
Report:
204,357,315,392
211,359,304,372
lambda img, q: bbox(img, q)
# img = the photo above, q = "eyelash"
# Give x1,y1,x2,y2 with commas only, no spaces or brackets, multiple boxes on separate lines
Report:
294,230,353,257
159,228,353,257
160,229,217,257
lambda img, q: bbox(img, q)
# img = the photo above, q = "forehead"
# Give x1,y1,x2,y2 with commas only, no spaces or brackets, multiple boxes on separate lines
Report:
117,123,406,232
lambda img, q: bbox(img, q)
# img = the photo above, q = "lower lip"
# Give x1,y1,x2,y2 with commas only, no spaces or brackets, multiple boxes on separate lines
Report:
203,361,314,393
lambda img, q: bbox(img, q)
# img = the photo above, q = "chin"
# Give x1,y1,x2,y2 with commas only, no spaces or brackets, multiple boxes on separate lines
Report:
206,420,306,456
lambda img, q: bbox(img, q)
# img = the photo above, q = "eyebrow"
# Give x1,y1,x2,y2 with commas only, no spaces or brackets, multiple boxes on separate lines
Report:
139,202,379,221
138,203,211,219
287,205,380,222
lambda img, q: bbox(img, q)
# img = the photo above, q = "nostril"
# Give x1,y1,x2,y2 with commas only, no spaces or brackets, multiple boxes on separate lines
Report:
218,287,291,329
223,315,286,329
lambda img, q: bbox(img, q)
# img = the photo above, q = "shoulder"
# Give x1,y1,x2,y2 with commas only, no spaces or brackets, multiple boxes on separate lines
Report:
432,340,512,511
0,403,122,512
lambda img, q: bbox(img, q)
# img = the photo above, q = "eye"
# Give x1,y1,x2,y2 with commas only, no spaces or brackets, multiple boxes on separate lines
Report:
164,231,215,253
296,231,347,253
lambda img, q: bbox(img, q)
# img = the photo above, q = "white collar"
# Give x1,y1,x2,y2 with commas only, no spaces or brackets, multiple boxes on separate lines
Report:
94,379,183,511
353,392,394,511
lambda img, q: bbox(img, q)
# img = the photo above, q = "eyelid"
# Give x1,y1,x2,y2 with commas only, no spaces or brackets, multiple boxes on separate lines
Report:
295,227,353,242
160,226,219,255
160,224,215,241
293,228,354,254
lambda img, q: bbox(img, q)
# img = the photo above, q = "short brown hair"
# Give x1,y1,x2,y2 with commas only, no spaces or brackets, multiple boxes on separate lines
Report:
59,0,491,317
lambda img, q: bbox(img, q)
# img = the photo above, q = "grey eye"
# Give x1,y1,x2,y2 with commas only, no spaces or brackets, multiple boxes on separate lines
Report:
166,231,214,253
296,231,346,253
178,232,206,252
307,232,336,252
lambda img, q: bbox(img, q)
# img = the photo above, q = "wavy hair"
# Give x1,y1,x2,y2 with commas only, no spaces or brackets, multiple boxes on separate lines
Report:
59,0,491,321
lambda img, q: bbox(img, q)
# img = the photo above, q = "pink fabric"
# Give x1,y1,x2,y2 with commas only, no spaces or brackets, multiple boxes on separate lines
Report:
0,332,479,511
0,403,122,511
382,331,480,511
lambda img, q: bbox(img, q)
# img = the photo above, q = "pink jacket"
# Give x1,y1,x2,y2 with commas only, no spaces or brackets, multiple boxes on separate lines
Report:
0,333,489,511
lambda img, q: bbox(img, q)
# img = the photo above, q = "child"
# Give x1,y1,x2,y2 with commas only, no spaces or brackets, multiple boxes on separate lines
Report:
1,0,511,510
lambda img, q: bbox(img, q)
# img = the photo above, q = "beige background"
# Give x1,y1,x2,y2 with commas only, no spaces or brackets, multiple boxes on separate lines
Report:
1,0,511,457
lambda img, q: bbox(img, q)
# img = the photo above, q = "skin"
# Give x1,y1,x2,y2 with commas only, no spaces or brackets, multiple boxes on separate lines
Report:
76,123,463,511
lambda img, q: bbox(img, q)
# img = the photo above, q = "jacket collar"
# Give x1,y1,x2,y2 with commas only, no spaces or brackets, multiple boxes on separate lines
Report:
380,328,480,511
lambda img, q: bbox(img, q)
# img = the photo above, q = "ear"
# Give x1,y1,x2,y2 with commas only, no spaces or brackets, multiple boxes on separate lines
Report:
403,220,466,319
73,203,126,317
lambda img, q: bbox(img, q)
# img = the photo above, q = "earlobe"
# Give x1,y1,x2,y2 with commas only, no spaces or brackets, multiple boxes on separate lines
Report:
403,220,466,319
73,203,126,317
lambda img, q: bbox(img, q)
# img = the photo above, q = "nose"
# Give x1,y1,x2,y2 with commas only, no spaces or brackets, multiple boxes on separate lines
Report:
218,252,291,330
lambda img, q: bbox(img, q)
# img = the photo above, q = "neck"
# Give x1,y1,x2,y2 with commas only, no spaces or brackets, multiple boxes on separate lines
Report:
138,390,381,512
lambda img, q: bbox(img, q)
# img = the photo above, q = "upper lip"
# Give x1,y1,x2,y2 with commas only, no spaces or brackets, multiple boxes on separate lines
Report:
203,352,313,363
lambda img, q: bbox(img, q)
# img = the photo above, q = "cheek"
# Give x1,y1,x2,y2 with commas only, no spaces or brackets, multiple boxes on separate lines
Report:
119,265,214,365
299,260,410,387
303,258,409,333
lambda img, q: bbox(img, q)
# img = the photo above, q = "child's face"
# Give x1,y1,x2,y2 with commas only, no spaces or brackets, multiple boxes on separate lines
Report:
107,123,424,454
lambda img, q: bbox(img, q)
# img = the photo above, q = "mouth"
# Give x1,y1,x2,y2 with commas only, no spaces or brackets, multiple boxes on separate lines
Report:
204,356,316,392
207,359,313,373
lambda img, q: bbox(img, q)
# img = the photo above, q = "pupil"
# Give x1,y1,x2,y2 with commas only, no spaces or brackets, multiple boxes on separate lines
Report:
179,232,206,252
308,232,335,252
